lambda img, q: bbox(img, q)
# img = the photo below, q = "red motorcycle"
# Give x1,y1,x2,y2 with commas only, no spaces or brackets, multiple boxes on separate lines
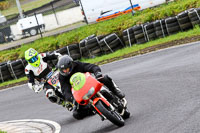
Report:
70,72,130,127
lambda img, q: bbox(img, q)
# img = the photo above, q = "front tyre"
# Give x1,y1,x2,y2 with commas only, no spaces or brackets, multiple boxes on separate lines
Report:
96,101,124,127
122,108,130,119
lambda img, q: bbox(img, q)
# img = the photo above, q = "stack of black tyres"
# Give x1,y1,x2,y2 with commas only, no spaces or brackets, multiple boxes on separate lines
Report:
122,27,136,47
46,51,59,67
56,43,81,60
85,35,106,58
99,33,124,54
0,63,13,82
188,8,200,27
78,35,96,58
7,59,26,79
165,17,181,35
143,22,157,41
177,10,193,31
50,43,81,67
133,25,147,44
153,19,168,38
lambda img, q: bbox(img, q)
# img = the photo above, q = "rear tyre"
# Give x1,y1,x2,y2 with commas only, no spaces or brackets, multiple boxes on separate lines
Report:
96,101,124,127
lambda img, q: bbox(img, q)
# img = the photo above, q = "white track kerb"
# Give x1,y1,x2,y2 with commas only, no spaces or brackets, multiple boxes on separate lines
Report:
0,119,61,133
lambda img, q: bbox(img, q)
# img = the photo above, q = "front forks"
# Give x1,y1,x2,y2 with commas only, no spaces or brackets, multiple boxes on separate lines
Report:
97,91,128,116
89,92,116,121
120,98,127,116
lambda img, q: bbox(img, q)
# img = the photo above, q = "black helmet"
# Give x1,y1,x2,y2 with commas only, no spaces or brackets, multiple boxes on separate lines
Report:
57,55,73,76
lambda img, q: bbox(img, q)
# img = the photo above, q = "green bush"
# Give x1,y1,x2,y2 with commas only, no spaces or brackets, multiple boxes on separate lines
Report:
0,0,10,10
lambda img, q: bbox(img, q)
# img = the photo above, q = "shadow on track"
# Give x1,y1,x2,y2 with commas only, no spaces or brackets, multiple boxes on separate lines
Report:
60,114,97,125
91,124,119,133
91,116,134,133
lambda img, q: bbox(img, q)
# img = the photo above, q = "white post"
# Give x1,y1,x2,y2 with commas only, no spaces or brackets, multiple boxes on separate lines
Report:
16,0,24,19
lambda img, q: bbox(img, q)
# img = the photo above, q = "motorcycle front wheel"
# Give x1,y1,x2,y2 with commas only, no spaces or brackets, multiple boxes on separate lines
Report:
122,108,130,119
96,101,124,127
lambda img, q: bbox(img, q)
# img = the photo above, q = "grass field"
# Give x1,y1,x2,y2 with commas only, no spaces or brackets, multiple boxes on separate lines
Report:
1,0,51,17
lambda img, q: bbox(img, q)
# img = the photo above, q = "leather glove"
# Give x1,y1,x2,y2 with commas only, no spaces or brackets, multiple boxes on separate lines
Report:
63,101,74,111
33,84,44,93
95,71,103,79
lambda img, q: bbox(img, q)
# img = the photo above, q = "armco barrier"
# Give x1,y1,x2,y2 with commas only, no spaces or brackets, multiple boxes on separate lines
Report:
0,7,200,83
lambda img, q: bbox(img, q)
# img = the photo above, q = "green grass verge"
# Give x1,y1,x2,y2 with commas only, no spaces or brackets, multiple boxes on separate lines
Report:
1,26,200,87
0,130,7,133
1,0,51,17
0,0,200,62
0,77,27,87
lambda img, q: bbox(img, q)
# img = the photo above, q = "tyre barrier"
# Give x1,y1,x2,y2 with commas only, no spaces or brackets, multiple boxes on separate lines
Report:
79,34,96,58
85,35,106,58
143,22,157,41
7,59,26,79
56,43,81,60
1,7,200,83
99,33,125,54
153,19,168,38
177,10,193,31
51,43,82,67
46,51,59,67
188,8,200,27
0,62,7,66
0,63,13,82
133,25,148,44
165,17,181,35
122,27,136,47
121,8,199,47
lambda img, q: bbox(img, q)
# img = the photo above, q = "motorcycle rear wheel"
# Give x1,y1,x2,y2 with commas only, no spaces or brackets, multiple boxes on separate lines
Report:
96,101,124,127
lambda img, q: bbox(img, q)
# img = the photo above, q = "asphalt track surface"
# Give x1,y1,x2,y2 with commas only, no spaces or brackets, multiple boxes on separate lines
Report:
0,41,200,133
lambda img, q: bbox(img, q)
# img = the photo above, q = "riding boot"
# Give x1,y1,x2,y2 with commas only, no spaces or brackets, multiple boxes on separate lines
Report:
101,75,125,99
110,80,125,99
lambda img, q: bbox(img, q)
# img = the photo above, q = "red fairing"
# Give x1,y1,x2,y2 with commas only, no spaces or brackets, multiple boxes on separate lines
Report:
72,72,103,105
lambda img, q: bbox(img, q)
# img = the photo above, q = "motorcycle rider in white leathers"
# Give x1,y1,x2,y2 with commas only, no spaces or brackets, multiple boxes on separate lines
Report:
24,48,72,110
